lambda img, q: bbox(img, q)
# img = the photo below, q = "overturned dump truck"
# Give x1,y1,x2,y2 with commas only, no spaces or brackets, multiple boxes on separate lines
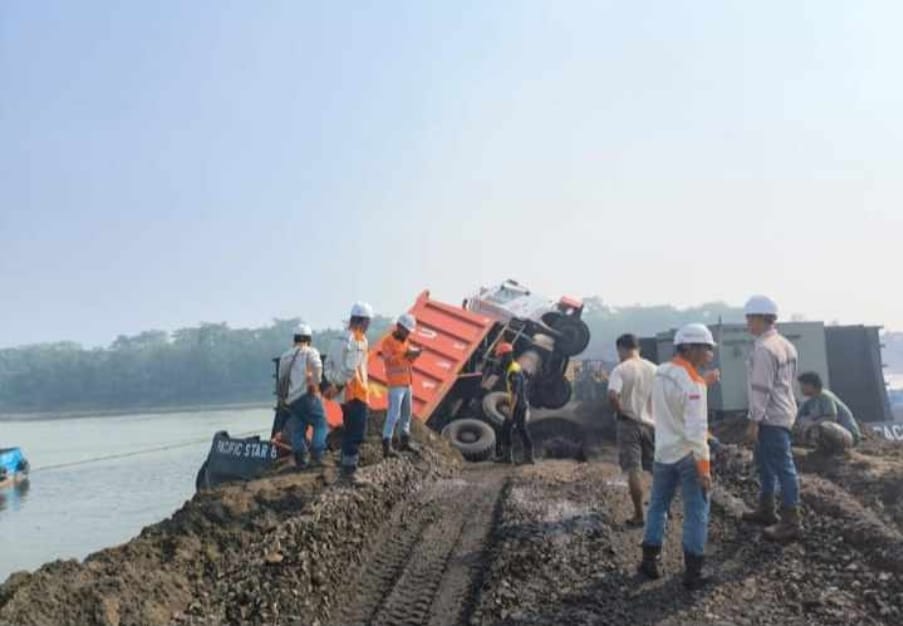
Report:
196,280,591,488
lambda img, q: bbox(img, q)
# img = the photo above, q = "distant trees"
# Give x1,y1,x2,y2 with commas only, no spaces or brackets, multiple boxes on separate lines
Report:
0,317,391,413
580,298,746,361
2,302,895,414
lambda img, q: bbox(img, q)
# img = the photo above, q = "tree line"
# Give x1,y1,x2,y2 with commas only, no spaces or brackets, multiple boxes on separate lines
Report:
9,299,893,414
0,318,392,413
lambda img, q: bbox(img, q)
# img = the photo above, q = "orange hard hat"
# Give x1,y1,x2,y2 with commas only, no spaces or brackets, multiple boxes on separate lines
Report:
495,342,514,357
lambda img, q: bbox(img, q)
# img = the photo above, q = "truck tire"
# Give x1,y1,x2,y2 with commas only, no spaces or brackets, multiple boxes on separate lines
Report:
541,311,561,328
552,317,590,357
482,391,510,427
441,418,496,462
533,375,573,409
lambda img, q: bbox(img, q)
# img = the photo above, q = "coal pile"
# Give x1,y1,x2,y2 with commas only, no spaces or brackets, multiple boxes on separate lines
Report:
472,451,903,626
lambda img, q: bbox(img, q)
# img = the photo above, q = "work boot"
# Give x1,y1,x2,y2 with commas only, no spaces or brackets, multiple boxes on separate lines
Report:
682,552,711,590
382,438,399,459
494,447,514,464
309,450,325,469
741,498,779,526
637,544,662,580
523,445,536,465
338,466,370,488
399,434,420,453
763,506,802,542
293,450,310,471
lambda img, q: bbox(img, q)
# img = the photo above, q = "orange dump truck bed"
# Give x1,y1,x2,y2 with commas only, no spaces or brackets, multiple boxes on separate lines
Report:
323,291,496,428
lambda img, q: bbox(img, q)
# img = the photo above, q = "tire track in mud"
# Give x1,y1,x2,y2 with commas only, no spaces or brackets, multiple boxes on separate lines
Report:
330,468,508,626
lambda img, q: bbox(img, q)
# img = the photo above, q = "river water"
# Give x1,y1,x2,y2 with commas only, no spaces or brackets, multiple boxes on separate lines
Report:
0,407,271,583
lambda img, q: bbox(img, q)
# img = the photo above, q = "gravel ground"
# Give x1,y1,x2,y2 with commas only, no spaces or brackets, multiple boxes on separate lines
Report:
2,414,902,626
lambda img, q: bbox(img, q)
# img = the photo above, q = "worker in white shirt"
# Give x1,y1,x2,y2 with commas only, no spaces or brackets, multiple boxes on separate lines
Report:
638,323,715,591
275,323,325,469
324,302,374,486
740,295,801,542
607,333,658,527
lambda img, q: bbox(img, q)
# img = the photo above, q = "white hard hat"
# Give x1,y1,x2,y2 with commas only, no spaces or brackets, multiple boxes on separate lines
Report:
674,323,717,347
350,301,374,319
744,295,779,317
295,323,312,336
396,313,416,332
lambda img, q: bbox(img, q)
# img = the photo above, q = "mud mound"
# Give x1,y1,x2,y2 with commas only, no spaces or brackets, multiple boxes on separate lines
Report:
0,418,460,626
473,454,903,625
797,448,903,535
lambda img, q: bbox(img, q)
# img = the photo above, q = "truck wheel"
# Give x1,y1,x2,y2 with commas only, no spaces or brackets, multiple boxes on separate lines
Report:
541,311,562,327
534,376,573,409
441,419,496,462
482,392,510,427
552,317,590,357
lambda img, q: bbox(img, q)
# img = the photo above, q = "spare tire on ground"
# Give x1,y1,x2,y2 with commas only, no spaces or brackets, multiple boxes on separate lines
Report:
442,418,496,462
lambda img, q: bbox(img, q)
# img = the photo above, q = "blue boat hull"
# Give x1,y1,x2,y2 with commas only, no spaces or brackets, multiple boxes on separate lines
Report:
0,447,29,488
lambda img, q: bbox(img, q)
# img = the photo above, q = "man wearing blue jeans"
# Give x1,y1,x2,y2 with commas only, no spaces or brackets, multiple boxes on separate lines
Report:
276,323,326,469
639,323,716,590
379,313,422,457
741,296,801,542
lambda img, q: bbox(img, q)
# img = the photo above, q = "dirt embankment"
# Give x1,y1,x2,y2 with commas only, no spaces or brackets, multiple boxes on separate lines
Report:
0,416,461,626
472,449,903,625
3,410,903,626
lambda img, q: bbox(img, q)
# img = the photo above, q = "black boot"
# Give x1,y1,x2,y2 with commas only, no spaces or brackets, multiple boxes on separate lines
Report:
293,450,310,470
338,465,370,487
399,434,420,453
494,446,514,464
682,552,711,590
524,444,536,465
382,438,399,459
637,544,662,580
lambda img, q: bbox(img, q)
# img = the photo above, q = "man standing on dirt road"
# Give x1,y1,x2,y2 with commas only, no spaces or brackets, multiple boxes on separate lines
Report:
494,342,535,465
379,313,422,458
607,333,657,527
324,302,374,487
275,323,326,470
638,323,715,590
740,295,801,542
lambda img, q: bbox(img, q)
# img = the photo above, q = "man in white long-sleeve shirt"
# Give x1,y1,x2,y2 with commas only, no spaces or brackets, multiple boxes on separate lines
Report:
740,295,801,542
638,323,715,590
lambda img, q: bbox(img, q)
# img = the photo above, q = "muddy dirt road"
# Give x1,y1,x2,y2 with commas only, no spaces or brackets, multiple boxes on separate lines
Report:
331,468,507,626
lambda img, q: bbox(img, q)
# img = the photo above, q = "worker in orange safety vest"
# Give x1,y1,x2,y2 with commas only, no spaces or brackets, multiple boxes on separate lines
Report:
379,313,422,458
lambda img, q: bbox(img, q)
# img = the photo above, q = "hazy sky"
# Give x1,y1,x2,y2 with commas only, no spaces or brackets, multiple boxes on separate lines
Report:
2,0,901,348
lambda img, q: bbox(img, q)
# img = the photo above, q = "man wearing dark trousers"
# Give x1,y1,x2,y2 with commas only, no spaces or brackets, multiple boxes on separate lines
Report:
324,301,374,487
494,342,535,465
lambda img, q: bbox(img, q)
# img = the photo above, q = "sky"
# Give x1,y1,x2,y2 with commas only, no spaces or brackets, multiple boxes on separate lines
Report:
1,0,901,348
